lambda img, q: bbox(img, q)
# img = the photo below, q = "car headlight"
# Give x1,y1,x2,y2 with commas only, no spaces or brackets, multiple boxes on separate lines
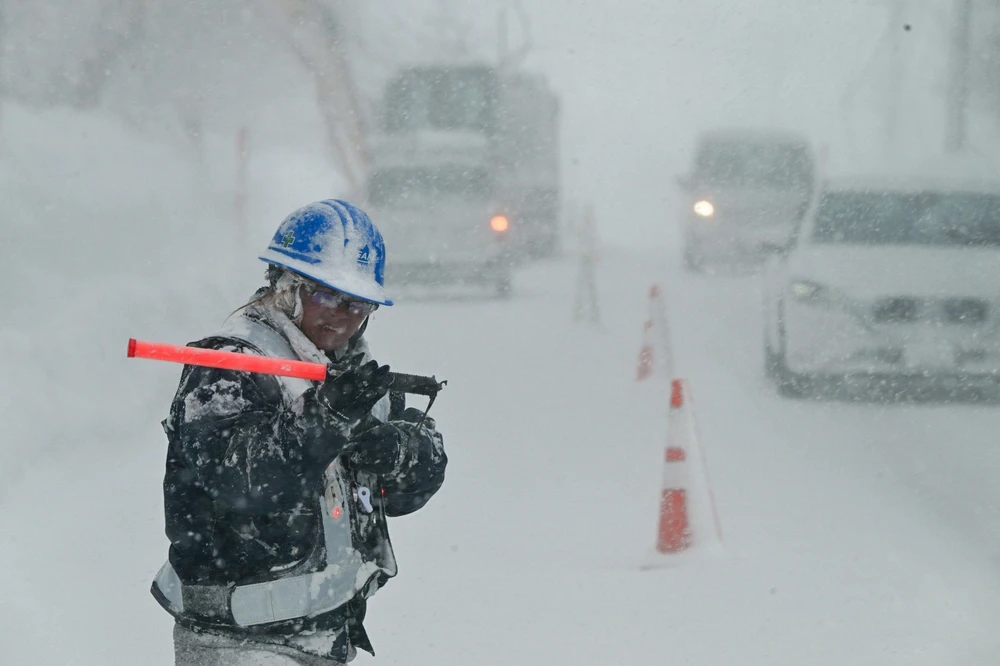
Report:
790,279,824,301
693,200,714,217
789,279,847,306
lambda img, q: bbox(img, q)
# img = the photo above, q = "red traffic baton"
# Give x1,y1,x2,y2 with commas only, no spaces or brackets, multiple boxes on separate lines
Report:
127,338,445,397
128,338,326,381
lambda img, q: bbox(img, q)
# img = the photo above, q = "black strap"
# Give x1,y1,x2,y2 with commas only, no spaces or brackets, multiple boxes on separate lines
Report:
388,391,406,420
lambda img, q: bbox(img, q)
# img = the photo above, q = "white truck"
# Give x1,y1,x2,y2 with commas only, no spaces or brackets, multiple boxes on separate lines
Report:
493,71,561,258
361,63,560,296
364,127,514,296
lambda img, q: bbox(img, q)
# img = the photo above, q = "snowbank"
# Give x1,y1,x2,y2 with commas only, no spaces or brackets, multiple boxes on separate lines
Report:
0,101,342,488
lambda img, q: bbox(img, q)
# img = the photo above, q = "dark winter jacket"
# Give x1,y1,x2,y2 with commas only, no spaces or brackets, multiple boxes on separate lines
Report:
157,305,446,660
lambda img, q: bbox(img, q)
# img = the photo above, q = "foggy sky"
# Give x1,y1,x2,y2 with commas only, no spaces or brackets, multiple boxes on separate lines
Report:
5,0,989,247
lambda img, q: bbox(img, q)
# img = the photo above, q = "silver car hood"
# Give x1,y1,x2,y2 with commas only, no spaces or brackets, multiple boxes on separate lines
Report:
786,244,1000,300
696,187,806,214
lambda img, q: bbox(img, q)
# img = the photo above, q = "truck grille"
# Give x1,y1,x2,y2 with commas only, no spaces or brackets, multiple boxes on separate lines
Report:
873,298,918,323
871,297,989,325
942,299,988,324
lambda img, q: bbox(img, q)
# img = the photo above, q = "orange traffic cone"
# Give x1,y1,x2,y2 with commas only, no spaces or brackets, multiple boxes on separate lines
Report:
670,376,684,409
635,284,674,381
655,380,693,553
636,320,654,381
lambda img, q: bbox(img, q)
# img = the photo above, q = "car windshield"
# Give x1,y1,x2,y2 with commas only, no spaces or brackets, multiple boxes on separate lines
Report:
367,166,492,206
694,140,813,189
811,190,1000,247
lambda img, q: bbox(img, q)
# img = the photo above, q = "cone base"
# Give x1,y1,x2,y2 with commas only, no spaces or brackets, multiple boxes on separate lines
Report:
656,488,691,553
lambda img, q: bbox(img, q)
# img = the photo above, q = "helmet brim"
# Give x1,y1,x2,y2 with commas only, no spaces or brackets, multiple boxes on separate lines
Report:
259,256,394,306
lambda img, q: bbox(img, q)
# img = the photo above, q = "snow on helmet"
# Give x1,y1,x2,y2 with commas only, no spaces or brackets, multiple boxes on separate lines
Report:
259,199,393,306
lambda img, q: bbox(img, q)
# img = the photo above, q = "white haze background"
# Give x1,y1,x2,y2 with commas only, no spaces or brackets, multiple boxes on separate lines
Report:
3,1,1000,664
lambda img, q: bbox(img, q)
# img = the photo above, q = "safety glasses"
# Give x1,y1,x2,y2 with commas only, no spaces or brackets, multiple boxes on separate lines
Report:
303,285,379,316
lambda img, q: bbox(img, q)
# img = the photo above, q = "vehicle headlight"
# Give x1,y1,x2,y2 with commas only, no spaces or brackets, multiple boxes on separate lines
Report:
790,279,824,301
693,200,714,217
789,279,847,305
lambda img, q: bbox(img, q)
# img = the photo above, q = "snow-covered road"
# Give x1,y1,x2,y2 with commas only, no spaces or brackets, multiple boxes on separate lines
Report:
4,248,1000,665
3,105,1000,665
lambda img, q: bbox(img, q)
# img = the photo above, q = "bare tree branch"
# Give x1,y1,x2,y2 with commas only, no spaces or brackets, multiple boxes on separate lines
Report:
269,0,368,189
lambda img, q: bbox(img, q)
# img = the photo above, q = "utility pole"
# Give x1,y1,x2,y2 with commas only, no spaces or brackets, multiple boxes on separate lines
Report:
883,0,905,156
497,8,508,65
946,0,973,152
0,0,5,142
838,0,912,164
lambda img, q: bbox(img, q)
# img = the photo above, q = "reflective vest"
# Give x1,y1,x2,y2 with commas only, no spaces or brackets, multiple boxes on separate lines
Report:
152,310,397,628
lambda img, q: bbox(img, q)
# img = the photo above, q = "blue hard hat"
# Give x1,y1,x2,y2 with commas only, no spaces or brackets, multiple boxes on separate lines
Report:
259,199,393,306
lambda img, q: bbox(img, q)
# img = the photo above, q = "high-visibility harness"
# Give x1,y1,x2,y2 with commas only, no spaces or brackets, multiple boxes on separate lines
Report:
151,310,396,628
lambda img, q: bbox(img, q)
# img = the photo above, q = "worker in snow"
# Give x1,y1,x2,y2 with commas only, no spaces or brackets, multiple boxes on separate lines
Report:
151,200,447,664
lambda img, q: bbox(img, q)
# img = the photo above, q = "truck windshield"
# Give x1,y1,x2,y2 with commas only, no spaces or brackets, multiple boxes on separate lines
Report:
383,66,496,134
694,140,813,190
367,167,492,206
812,191,1000,247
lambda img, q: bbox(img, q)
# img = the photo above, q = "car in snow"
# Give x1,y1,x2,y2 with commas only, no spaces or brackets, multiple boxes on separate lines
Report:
763,177,1000,399
678,129,816,271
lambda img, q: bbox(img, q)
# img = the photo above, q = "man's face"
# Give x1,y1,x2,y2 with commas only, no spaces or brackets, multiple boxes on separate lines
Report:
298,282,375,351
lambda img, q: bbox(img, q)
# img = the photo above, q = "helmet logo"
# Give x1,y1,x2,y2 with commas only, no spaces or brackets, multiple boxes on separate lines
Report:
281,231,295,248
357,246,371,267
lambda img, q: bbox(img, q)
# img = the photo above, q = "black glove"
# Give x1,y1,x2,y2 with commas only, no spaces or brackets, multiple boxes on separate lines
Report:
349,413,447,515
347,408,443,477
346,423,408,477
290,357,392,472
395,406,436,432
315,356,393,425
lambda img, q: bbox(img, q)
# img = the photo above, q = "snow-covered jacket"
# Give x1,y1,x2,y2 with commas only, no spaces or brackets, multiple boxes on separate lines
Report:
151,300,446,661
